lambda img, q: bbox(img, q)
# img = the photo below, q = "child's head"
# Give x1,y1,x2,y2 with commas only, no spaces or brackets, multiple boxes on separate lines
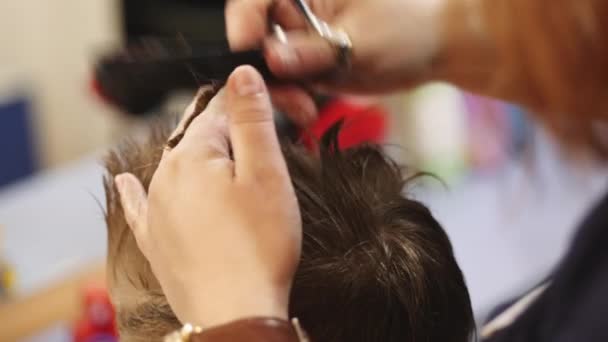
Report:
103,95,474,342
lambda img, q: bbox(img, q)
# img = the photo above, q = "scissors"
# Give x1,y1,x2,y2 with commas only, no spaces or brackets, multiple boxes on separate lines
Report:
288,0,352,68
93,0,351,114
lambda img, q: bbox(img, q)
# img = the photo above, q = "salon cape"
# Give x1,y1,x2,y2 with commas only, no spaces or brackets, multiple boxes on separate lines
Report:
481,190,608,341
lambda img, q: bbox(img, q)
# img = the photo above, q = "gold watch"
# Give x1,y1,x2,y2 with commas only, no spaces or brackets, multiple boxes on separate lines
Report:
164,323,203,342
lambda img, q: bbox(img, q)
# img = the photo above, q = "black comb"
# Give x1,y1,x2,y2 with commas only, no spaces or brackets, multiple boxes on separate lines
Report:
94,37,278,114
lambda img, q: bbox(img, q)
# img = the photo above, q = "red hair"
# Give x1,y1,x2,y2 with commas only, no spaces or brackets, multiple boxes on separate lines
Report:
443,0,608,158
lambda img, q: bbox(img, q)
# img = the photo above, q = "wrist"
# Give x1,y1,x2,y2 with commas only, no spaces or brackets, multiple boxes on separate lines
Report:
182,284,289,329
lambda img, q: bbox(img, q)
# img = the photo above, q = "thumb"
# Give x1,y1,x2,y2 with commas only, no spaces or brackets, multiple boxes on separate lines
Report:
264,32,338,78
226,65,288,181
115,173,149,251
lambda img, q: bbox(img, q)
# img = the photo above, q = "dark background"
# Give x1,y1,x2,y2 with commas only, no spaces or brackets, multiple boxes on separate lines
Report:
122,0,227,41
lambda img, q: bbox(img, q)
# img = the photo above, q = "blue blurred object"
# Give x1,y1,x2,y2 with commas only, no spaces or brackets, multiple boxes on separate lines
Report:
506,104,533,156
0,94,38,187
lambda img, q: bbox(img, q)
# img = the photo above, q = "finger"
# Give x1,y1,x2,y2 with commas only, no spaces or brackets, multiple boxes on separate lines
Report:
176,86,217,135
226,0,315,51
115,173,149,251
270,0,307,31
176,89,231,162
264,33,337,78
272,0,345,30
269,85,317,126
225,0,273,50
163,86,216,160
226,65,287,180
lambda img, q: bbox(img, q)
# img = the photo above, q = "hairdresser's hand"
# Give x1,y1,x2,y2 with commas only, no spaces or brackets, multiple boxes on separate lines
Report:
226,0,455,120
115,66,301,328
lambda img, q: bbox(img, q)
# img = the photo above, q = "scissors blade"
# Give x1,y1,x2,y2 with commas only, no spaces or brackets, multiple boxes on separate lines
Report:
291,0,326,36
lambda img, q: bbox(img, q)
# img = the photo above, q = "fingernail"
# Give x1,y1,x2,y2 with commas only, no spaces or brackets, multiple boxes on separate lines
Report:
114,174,128,193
233,66,265,97
272,44,296,72
115,174,124,187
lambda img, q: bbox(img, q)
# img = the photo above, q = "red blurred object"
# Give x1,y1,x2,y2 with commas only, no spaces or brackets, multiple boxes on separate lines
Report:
90,79,110,105
302,98,387,151
73,286,118,342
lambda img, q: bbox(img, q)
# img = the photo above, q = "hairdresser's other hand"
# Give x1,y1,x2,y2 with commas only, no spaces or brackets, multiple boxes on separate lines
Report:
226,0,451,118
115,66,301,328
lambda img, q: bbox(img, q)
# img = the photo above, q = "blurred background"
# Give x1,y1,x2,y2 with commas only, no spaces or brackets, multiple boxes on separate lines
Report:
0,1,606,341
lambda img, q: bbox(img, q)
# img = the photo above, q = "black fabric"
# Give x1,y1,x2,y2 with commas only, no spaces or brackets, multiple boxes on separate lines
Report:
484,190,608,342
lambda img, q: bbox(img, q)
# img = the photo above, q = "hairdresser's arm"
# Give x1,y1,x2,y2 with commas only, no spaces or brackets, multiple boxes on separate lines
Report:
227,0,606,115
223,0,500,118
115,66,304,340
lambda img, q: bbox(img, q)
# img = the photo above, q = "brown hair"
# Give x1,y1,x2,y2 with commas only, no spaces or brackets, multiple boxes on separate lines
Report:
103,96,474,342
